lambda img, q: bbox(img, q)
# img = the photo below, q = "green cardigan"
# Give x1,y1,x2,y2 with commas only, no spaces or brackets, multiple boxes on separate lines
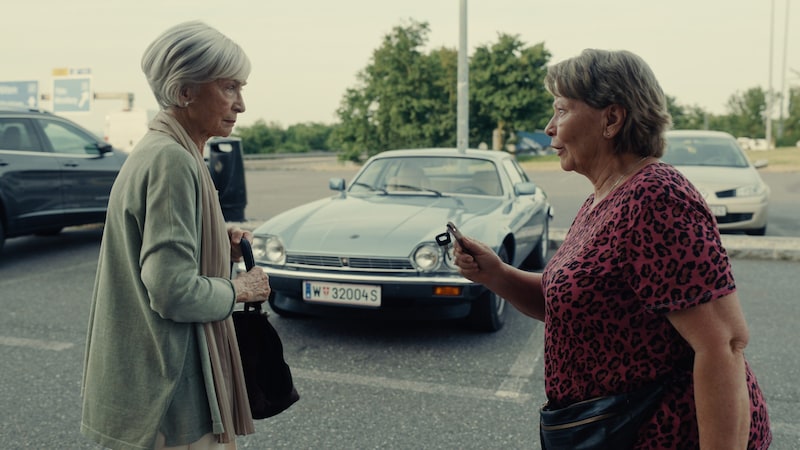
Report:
81,132,236,450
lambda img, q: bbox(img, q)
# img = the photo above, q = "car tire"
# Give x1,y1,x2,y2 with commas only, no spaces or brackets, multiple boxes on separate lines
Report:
467,246,508,332
524,217,550,270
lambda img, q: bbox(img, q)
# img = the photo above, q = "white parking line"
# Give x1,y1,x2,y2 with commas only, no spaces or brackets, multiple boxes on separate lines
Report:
289,324,544,405
494,323,544,399
0,336,74,351
292,367,532,404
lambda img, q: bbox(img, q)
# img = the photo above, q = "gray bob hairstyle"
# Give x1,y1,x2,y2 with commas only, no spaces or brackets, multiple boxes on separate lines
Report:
544,49,671,158
141,20,251,109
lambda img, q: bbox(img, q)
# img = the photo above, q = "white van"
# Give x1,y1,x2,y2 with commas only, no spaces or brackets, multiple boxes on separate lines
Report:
103,109,150,153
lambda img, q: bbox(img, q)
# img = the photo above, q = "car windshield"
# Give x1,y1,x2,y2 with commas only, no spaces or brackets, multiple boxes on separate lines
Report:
662,136,750,168
349,156,503,196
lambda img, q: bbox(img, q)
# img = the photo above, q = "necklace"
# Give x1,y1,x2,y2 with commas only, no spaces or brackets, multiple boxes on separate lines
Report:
595,156,649,202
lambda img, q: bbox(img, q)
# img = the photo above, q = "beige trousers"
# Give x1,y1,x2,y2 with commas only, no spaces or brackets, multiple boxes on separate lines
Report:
155,432,236,450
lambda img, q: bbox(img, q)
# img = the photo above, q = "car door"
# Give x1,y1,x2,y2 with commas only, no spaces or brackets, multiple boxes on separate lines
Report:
0,117,63,234
502,158,546,260
36,117,120,225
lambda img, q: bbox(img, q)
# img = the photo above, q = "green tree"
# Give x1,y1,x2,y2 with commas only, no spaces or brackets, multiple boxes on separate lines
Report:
333,20,458,162
725,87,768,138
778,86,800,146
667,95,710,130
235,119,285,154
283,122,335,152
469,35,551,149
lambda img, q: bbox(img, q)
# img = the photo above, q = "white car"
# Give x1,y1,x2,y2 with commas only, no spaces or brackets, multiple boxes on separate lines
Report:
662,130,770,235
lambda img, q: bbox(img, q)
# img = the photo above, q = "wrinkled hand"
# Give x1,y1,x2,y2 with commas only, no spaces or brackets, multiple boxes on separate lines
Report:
232,266,271,303
453,235,504,285
228,226,253,262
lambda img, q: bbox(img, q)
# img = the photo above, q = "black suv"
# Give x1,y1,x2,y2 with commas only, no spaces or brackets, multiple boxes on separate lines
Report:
0,108,127,253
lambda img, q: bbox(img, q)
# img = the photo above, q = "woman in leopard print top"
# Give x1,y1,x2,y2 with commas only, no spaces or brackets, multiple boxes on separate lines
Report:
453,49,771,449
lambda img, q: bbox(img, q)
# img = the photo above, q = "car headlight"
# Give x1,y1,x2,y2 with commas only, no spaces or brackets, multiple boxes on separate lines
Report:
735,183,767,197
252,235,286,265
412,243,442,272
443,246,460,271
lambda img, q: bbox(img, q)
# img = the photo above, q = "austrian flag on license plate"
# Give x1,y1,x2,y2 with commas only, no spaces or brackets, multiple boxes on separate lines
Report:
303,280,381,307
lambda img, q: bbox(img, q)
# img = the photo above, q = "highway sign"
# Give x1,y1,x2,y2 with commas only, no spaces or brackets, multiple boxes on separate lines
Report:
53,76,92,113
0,81,39,109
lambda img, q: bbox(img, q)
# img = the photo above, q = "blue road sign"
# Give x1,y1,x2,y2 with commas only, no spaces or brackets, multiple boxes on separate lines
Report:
53,76,92,113
0,81,39,109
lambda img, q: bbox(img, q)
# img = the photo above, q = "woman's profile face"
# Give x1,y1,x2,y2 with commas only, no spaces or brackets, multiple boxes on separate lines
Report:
545,96,605,174
187,78,246,140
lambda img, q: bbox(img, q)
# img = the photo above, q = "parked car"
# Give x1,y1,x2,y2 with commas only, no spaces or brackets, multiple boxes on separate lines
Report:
247,148,553,331
662,130,770,235
203,136,248,222
0,108,128,253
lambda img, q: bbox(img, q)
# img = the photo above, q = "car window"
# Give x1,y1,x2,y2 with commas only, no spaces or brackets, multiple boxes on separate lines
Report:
663,136,749,168
38,119,101,156
0,119,42,152
502,159,528,184
351,156,503,196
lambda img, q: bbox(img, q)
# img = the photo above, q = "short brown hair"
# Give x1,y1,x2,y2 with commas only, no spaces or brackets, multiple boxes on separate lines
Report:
544,49,671,157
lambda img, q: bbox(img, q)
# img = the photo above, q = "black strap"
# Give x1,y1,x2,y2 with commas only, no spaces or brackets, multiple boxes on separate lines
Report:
239,237,263,313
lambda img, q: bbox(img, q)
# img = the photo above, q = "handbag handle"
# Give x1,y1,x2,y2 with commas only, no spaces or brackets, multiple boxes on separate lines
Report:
239,237,264,312
240,237,255,271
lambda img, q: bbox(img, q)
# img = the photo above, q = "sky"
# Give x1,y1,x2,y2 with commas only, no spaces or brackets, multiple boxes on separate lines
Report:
3,0,797,136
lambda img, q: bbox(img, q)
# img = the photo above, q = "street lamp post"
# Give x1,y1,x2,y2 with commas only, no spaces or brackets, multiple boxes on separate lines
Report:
767,0,774,149
457,0,468,153
778,0,790,140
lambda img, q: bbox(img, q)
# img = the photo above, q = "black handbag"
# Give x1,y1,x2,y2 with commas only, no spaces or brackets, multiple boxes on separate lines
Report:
232,238,300,419
539,382,665,450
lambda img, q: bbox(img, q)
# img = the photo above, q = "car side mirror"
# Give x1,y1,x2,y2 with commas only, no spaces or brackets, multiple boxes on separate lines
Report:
329,178,346,191
86,142,113,156
514,182,538,196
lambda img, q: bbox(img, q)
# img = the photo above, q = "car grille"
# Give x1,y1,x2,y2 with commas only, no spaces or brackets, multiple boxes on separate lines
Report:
286,254,416,272
716,189,736,198
717,213,754,224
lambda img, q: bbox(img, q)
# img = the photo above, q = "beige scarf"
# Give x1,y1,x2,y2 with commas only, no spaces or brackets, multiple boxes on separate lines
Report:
150,111,255,442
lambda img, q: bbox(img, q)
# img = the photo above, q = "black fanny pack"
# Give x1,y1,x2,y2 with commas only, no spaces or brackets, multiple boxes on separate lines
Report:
539,382,665,450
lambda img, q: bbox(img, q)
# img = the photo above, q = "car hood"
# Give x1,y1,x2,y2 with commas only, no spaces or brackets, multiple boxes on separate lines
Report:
671,165,765,191
254,194,503,256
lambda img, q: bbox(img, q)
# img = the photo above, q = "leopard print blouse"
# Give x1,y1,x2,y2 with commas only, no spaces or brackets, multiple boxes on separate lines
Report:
541,162,771,449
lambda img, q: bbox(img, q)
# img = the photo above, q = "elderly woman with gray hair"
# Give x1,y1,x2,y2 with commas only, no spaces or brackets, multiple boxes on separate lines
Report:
81,21,270,450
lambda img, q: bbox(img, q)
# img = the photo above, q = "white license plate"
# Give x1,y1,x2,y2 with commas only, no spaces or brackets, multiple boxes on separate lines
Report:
710,205,727,217
302,280,381,307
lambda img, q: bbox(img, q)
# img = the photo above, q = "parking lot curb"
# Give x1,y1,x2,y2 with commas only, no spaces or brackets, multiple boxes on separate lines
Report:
549,229,800,262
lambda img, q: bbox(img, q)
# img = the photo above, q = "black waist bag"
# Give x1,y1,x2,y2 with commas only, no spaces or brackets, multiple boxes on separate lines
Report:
232,238,300,419
539,382,665,450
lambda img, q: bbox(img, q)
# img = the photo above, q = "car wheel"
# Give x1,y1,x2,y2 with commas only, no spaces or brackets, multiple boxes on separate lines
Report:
524,217,550,270
745,226,767,236
467,246,509,332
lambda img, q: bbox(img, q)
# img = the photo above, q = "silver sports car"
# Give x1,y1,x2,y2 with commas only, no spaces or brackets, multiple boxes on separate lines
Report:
248,148,553,331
